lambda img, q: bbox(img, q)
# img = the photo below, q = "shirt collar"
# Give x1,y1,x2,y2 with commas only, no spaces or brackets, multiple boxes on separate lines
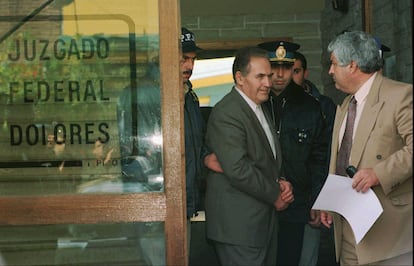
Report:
235,86,260,111
354,72,377,103
184,80,192,94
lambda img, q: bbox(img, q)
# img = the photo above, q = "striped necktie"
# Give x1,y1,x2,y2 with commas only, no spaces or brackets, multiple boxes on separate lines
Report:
336,96,357,176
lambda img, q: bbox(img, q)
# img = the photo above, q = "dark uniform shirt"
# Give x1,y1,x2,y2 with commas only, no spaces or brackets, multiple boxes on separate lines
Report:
263,81,330,223
184,80,210,218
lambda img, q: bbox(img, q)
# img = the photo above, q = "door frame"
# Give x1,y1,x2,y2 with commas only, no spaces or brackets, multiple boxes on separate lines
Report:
0,0,187,265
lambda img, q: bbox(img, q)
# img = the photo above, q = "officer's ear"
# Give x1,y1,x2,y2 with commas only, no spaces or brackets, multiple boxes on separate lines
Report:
304,68,309,79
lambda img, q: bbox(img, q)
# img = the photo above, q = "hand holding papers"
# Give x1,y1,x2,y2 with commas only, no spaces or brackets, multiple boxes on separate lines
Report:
312,174,383,244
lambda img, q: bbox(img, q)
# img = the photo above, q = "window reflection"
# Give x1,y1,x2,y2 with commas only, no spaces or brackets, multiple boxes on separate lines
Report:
0,1,163,195
0,222,165,265
117,61,163,193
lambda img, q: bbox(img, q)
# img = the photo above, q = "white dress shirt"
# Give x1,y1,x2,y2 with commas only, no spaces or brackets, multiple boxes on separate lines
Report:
235,87,276,158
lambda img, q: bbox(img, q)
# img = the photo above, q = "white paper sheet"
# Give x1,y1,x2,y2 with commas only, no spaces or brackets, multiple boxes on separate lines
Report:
312,174,383,244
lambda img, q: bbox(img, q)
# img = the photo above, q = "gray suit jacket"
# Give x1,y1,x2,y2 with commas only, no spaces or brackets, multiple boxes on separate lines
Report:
205,88,283,247
329,73,413,264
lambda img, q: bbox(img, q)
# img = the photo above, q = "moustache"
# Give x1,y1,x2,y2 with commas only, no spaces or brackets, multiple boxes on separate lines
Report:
183,70,192,75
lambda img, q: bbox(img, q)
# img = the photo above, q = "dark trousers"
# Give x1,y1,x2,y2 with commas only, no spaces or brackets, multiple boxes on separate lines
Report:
212,241,267,266
211,220,278,266
277,221,305,266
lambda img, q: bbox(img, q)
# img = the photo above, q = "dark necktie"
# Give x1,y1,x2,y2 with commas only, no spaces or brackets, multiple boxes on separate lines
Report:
336,97,357,176
274,97,284,133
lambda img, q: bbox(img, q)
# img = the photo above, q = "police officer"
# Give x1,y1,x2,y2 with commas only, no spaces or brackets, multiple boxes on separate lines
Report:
258,40,331,265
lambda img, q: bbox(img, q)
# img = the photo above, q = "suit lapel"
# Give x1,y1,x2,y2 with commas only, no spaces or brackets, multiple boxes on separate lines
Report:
263,106,281,166
232,88,276,161
330,97,349,173
350,74,384,167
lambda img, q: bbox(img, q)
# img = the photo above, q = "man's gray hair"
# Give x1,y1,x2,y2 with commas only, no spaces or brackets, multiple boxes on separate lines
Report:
328,31,382,73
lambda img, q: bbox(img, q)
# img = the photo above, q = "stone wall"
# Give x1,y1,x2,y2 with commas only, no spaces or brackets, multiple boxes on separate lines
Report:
372,0,412,83
320,0,412,104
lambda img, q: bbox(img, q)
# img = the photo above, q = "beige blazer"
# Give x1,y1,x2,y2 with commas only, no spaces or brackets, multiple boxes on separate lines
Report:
329,73,413,264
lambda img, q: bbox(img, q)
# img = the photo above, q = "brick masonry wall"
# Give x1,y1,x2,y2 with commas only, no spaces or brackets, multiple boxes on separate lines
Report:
182,11,325,93
183,0,412,105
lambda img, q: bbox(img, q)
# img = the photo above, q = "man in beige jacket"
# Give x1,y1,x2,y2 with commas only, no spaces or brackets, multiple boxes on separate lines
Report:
320,31,412,265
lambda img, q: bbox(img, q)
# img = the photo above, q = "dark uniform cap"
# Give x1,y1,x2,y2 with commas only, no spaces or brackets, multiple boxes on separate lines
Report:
181,27,201,53
258,40,300,65
374,36,391,58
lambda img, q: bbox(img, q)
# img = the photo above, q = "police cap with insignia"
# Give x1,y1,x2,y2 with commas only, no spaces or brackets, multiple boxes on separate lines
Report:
258,40,300,65
181,27,201,53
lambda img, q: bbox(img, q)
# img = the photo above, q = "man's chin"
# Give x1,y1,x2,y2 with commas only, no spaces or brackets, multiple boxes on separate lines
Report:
182,75,191,82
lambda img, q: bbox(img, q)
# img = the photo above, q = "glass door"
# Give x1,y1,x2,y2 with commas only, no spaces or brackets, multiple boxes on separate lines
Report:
0,0,186,265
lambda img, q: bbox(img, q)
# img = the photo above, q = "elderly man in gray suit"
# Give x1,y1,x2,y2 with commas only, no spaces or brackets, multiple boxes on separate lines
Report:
204,46,294,266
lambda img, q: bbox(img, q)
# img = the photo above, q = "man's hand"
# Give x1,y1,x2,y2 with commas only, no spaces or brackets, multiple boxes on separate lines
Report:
308,209,321,228
352,168,380,193
204,153,224,173
279,180,294,203
274,197,289,211
274,180,294,211
320,211,333,228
